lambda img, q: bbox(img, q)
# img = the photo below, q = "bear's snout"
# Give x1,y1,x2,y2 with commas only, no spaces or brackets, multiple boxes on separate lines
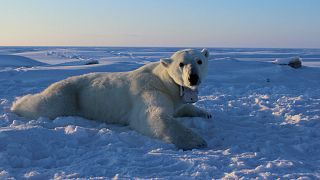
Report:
188,73,199,86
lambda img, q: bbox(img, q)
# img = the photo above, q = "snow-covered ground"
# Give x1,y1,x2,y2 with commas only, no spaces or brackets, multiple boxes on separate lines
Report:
0,47,319,179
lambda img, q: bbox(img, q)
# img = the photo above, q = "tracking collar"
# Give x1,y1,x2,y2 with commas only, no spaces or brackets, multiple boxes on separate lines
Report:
179,86,198,103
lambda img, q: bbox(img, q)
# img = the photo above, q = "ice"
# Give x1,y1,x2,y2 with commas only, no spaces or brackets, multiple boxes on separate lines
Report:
273,57,301,65
0,47,320,179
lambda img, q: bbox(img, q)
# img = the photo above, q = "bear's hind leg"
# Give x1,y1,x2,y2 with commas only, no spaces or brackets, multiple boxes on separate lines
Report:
11,80,81,119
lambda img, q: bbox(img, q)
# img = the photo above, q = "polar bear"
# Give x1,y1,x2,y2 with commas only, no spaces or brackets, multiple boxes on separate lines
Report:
11,49,211,150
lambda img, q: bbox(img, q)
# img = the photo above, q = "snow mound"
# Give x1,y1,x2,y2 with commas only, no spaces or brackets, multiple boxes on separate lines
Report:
0,55,47,67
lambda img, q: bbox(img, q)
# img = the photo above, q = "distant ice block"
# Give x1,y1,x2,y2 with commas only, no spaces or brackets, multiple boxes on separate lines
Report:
54,59,99,66
273,57,302,68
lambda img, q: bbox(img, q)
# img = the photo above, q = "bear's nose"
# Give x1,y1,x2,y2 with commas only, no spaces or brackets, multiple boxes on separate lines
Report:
189,74,199,86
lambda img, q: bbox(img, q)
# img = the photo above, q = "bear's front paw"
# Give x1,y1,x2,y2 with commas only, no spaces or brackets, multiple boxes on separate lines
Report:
175,130,207,150
199,110,212,119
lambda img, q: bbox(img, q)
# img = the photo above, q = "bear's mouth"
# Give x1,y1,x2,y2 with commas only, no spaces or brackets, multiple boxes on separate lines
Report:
183,73,201,91
189,82,201,90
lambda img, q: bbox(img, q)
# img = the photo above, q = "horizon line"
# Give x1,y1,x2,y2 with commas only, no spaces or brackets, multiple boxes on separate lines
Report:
1,45,320,50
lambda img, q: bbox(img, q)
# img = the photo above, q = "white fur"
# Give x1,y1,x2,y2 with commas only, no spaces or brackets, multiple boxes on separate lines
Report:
11,49,211,150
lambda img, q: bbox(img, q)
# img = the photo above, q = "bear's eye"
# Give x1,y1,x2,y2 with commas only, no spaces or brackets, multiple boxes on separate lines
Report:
197,60,202,65
179,62,184,68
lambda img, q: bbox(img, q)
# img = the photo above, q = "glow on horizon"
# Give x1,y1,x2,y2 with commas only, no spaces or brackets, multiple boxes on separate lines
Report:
1,0,320,48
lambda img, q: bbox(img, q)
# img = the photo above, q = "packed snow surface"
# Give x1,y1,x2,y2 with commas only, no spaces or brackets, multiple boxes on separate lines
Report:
0,55,46,67
0,47,320,179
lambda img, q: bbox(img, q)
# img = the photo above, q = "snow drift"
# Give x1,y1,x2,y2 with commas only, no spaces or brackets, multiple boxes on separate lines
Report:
0,55,47,67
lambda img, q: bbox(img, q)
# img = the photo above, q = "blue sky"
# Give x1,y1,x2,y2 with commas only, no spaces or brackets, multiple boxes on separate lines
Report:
0,0,319,48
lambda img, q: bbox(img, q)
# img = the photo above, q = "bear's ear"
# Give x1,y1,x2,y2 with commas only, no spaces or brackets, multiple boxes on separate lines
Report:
160,58,172,68
201,48,209,59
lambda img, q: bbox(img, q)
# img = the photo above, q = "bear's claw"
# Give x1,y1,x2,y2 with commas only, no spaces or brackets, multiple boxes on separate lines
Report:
199,110,212,119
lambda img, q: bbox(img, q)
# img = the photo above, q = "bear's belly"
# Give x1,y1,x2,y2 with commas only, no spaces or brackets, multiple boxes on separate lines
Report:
78,76,133,125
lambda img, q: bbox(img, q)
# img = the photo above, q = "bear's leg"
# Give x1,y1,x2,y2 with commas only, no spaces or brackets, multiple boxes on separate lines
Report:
11,80,80,119
130,91,207,150
174,104,212,119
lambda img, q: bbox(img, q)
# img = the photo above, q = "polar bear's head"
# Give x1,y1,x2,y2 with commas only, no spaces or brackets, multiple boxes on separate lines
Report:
161,49,209,90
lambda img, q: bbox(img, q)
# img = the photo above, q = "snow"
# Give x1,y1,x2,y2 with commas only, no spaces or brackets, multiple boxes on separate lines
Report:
0,55,47,67
0,47,320,179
